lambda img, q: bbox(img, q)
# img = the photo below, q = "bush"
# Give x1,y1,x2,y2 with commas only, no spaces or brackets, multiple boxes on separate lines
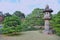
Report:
2,15,23,35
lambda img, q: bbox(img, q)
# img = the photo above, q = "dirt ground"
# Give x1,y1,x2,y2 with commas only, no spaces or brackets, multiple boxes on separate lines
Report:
0,30,60,40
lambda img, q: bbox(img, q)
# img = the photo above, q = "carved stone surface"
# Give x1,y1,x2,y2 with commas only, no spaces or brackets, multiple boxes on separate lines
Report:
43,5,53,34
44,12,51,20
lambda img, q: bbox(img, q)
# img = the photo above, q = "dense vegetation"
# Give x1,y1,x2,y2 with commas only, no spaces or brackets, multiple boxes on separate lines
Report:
0,11,25,35
26,8,44,26
50,11,60,36
0,8,60,36
21,8,44,31
1,15,22,35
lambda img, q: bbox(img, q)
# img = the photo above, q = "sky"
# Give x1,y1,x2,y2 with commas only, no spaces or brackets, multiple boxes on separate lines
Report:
0,0,60,15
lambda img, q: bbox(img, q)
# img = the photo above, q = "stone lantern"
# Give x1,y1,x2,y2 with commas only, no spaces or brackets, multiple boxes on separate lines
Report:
43,5,53,34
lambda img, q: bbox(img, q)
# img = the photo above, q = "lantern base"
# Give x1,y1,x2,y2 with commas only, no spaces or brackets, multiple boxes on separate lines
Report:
43,30,53,34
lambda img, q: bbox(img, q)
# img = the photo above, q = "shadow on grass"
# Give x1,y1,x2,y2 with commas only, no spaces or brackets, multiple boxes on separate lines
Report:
2,32,25,37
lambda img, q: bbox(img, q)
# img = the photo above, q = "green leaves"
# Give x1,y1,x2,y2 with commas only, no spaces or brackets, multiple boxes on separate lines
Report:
13,11,25,18
26,8,44,26
20,8,44,31
51,12,60,36
2,15,22,34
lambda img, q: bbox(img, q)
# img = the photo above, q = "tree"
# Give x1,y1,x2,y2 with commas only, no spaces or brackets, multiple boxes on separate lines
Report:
26,8,44,26
51,11,60,36
4,13,11,17
0,12,4,23
13,11,25,19
2,15,22,35
21,8,44,31
0,12,4,16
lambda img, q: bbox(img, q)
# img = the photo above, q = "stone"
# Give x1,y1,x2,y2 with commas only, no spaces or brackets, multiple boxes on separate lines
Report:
43,5,53,34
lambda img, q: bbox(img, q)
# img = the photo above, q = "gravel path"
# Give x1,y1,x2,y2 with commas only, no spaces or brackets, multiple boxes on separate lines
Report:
0,31,60,40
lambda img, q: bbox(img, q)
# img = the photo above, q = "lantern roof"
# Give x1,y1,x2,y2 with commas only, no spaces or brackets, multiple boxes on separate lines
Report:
43,5,53,13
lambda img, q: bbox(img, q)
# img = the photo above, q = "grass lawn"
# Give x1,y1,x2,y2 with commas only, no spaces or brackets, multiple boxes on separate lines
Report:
0,30,60,40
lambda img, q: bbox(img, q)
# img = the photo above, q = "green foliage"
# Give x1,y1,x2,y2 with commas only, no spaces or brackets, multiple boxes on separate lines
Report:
26,8,44,26
51,11,60,36
13,11,25,19
2,15,22,34
21,8,44,31
4,13,11,17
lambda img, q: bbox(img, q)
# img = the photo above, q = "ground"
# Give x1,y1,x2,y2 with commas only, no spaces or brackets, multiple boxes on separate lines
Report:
0,30,60,40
